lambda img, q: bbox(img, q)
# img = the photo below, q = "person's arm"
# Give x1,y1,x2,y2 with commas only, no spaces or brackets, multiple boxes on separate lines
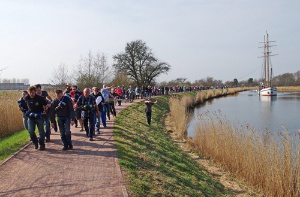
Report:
50,99,57,124
47,95,53,102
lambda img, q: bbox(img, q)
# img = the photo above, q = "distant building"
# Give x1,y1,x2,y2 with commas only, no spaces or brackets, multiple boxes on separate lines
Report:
0,83,30,90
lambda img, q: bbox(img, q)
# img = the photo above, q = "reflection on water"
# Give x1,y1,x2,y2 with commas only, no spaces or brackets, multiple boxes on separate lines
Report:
188,91,300,137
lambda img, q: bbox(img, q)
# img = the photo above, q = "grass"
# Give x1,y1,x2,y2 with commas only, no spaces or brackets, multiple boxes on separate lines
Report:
114,96,228,196
0,129,30,162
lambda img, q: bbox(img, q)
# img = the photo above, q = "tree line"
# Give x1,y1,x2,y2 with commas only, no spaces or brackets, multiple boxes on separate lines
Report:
3,39,298,89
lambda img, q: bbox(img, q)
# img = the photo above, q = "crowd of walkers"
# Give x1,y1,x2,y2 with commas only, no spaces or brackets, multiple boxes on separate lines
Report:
17,84,158,151
17,83,213,151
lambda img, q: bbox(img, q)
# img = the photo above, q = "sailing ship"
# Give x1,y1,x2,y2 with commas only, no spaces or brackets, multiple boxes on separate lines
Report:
258,32,277,96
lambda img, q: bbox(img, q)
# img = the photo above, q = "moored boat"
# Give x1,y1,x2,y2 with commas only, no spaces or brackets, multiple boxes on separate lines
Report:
258,32,278,96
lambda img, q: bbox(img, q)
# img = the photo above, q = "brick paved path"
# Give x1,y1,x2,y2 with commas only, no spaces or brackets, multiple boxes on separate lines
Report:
0,100,138,197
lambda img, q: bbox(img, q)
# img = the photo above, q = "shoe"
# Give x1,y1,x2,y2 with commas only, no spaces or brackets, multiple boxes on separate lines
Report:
89,138,93,141
46,137,50,142
34,143,38,149
80,128,84,132
68,144,73,150
62,146,68,151
54,130,58,133
97,131,100,134
39,146,45,151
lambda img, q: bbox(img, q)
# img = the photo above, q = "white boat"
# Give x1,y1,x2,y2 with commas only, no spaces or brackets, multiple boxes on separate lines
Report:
258,32,277,96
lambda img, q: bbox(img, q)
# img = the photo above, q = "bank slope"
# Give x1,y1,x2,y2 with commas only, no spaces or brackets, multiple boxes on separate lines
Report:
114,96,227,196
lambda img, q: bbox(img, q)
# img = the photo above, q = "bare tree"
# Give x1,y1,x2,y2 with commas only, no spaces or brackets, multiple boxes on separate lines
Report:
75,50,112,88
50,63,70,86
94,52,111,84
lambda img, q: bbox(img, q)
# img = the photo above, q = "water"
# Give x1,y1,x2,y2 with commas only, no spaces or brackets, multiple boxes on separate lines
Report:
188,91,300,137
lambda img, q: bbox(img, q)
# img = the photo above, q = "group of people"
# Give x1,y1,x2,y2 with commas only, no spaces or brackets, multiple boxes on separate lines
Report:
17,84,158,151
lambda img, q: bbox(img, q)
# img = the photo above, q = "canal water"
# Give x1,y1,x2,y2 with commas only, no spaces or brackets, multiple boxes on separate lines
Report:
188,91,300,137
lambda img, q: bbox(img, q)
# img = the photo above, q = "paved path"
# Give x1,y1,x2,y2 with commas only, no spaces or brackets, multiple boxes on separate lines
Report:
0,100,139,197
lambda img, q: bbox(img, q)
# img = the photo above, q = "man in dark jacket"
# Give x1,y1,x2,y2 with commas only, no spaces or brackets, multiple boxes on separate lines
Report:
145,98,158,126
91,87,104,134
17,90,29,130
50,89,75,150
75,88,99,141
24,86,47,150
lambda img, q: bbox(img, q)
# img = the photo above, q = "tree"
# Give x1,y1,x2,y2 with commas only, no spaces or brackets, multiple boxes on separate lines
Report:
248,78,254,86
50,63,71,87
75,51,112,89
110,71,132,88
94,52,111,85
113,40,171,87
233,78,238,86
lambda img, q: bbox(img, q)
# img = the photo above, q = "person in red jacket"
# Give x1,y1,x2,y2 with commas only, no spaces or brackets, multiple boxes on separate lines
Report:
114,86,123,106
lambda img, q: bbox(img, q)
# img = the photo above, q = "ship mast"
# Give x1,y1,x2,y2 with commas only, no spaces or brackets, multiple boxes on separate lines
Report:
259,32,277,87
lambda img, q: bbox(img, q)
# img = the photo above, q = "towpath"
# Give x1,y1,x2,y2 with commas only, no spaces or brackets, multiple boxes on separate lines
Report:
0,100,139,197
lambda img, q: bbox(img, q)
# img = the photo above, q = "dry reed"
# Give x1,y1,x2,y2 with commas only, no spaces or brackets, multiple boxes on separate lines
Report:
277,86,300,92
0,91,24,138
169,94,194,138
190,111,300,196
169,88,299,196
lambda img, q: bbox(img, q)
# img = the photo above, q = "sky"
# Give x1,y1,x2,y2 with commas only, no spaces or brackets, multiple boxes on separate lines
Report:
1,0,300,85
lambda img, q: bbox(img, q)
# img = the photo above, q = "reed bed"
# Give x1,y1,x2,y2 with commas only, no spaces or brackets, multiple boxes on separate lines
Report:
277,86,300,92
190,111,300,196
169,87,299,196
170,88,246,139
169,94,193,138
0,91,24,138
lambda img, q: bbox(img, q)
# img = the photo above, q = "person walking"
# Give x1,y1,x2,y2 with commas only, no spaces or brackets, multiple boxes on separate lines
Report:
100,84,110,124
75,88,99,141
91,87,104,134
24,86,48,150
35,84,53,141
17,90,29,130
144,98,158,126
50,89,76,150
70,85,83,131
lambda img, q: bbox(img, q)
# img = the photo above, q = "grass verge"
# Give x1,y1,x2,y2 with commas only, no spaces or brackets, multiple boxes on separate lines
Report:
0,130,30,162
114,96,228,196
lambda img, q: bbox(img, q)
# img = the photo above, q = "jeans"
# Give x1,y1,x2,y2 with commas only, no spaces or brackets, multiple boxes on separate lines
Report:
109,102,116,116
95,112,101,132
83,111,95,139
146,112,152,125
44,116,51,139
28,117,45,147
22,112,28,130
57,117,72,147
101,104,107,127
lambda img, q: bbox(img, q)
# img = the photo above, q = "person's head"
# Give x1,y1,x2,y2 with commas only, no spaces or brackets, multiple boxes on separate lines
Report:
22,90,28,98
72,85,78,91
35,84,42,94
55,89,63,100
103,84,106,89
83,88,90,98
28,86,37,98
92,87,99,93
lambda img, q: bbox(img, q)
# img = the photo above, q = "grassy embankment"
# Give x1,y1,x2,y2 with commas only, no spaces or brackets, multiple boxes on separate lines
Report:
114,95,228,196
169,88,300,197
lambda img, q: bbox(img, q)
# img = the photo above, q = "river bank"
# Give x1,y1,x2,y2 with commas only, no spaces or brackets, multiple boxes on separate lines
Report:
168,88,300,197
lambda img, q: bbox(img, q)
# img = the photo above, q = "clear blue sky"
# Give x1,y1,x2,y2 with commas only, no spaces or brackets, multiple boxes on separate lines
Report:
1,0,300,85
